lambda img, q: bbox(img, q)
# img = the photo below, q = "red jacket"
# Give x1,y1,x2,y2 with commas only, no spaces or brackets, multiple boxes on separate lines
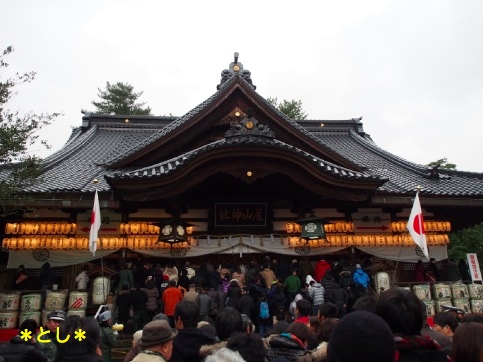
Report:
162,286,183,316
314,260,331,283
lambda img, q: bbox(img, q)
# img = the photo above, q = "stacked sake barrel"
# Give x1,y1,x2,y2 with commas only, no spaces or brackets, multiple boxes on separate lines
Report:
41,290,67,326
67,291,88,318
19,293,42,327
451,283,471,314
432,283,453,313
412,285,435,316
468,283,483,313
0,292,21,329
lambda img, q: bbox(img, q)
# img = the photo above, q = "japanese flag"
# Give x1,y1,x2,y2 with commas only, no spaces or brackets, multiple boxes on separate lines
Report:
89,189,101,256
407,193,429,260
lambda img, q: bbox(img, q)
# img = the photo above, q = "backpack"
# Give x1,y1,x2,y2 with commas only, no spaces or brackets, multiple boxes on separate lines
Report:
260,301,269,319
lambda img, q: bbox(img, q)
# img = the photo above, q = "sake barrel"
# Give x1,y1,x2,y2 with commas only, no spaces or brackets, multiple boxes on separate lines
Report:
21,294,42,311
0,292,21,311
0,311,19,329
374,271,391,295
45,291,67,310
423,300,435,316
451,283,469,299
471,299,483,313
67,309,86,318
413,285,432,301
435,300,453,313
19,311,41,326
432,283,452,300
468,284,483,299
453,299,471,313
92,277,110,305
68,291,88,309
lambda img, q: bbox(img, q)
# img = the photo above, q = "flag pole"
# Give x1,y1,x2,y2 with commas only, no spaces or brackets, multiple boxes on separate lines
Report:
90,178,107,302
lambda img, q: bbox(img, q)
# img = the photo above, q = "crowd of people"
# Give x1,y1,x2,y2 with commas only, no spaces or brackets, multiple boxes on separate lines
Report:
2,256,478,362
2,289,483,361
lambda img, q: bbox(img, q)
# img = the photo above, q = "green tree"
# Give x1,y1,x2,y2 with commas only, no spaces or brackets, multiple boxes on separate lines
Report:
428,158,456,170
92,81,152,115
267,97,308,120
448,222,483,264
0,46,59,210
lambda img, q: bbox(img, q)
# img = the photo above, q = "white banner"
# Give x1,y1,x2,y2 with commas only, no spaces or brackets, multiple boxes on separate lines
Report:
467,253,482,282
357,245,448,262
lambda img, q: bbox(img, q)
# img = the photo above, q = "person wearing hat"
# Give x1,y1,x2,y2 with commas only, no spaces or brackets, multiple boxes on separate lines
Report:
132,320,177,362
98,310,117,362
327,310,395,362
36,310,66,362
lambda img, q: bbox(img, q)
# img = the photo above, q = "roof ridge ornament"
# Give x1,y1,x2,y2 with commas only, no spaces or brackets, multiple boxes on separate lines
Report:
224,112,275,139
217,52,256,90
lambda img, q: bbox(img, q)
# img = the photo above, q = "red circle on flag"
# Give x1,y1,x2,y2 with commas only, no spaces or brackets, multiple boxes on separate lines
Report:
413,214,426,235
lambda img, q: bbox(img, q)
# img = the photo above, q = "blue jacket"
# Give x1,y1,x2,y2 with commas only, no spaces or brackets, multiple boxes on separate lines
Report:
353,269,370,288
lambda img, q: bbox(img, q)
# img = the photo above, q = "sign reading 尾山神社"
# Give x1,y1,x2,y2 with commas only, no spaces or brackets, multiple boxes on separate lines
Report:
215,203,267,227
467,253,482,282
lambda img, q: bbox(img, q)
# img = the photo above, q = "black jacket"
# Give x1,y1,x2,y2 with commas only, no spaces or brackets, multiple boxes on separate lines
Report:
171,327,217,362
0,336,48,362
266,334,307,362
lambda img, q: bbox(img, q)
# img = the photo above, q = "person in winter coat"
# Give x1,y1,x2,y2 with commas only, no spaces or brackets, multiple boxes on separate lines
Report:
131,283,148,331
289,294,304,320
268,285,287,319
75,265,89,289
40,262,54,291
226,280,242,308
119,262,134,291
376,288,449,362
12,264,28,290
298,257,314,285
284,269,302,303
414,260,426,282
206,287,220,320
0,319,48,362
197,287,214,319
98,311,117,362
261,265,277,289
171,301,217,362
55,316,105,362
237,286,255,319
446,259,461,281
314,259,331,283
116,284,131,331
458,259,471,282
352,264,371,297
266,321,311,361
144,279,160,320
323,272,348,317
308,280,325,316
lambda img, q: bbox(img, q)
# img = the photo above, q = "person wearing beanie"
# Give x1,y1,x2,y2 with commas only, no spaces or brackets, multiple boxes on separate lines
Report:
327,310,395,362
124,330,143,362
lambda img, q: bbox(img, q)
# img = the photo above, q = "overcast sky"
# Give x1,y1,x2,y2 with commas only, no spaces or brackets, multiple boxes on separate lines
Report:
2,1,483,172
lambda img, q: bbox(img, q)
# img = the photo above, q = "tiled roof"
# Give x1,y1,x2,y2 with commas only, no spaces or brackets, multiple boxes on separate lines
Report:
2,70,482,198
106,135,383,184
